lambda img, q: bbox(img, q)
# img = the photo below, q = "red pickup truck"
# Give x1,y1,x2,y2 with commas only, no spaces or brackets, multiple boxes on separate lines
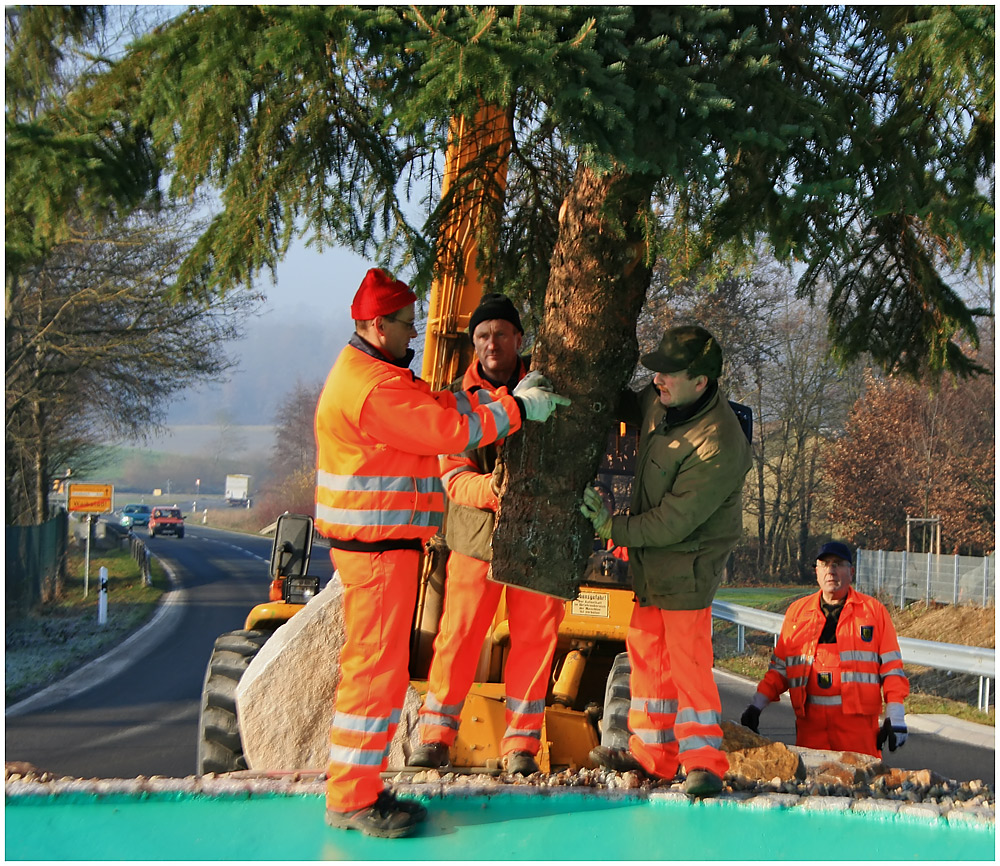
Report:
148,507,185,539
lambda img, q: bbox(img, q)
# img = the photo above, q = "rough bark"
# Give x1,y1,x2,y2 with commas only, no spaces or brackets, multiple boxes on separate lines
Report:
491,165,655,599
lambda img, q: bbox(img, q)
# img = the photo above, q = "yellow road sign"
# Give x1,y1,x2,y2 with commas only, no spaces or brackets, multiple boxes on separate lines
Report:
67,482,114,513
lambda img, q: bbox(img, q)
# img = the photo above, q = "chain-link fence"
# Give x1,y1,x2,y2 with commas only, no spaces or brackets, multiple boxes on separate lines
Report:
856,549,995,607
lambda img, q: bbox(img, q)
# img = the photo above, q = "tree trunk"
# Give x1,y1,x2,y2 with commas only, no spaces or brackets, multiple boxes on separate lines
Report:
491,165,654,599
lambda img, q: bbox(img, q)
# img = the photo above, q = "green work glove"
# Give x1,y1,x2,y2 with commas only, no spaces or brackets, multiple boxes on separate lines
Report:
580,485,613,542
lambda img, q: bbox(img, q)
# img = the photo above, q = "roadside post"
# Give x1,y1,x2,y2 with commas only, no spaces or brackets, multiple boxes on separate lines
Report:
98,567,109,625
66,482,114,598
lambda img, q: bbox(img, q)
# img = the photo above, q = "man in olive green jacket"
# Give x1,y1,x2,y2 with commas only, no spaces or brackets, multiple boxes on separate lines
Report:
582,325,752,798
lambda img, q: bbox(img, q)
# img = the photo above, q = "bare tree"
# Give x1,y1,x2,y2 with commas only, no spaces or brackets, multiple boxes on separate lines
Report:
824,362,995,555
5,209,259,524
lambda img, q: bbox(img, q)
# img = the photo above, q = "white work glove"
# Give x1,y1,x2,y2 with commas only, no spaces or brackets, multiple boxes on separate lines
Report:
513,369,552,395
512,370,570,423
580,484,613,542
878,702,908,751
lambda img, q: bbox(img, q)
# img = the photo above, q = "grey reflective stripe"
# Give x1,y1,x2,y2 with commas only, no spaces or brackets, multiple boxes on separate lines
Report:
676,708,721,727
880,650,903,664
464,414,484,451
678,733,722,752
315,503,443,527
842,671,880,685
317,471,442,495
454,391,473,413
787,655,812,667
806,694,842,706
425,693,464,716
881,668,907,680
767,656,786,675
503,727,541,740
482,399,512,440
389,708,402,726
841,650,879,663
442,464,477,484
631,697,678,716
633,726,676,745
506,696,545,716
420,712,460,731
329,743,385,767
332,710,389,734
787,677,808,689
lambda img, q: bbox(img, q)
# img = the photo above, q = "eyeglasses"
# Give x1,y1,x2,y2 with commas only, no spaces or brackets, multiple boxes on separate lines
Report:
383,314,418,332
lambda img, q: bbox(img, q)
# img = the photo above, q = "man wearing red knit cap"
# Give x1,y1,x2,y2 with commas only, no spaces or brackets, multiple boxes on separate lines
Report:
316,268,569,838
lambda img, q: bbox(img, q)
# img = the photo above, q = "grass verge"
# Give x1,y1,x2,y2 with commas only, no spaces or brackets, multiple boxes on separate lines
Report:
5,546,167,704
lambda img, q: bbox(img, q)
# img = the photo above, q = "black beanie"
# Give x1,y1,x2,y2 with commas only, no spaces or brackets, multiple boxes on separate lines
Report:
468,293,524,337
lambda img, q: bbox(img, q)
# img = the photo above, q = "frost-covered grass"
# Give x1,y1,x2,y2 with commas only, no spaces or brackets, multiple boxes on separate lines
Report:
5,547,166,704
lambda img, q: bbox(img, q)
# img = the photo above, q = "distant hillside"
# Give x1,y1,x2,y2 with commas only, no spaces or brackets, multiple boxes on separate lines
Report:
91,426,276,495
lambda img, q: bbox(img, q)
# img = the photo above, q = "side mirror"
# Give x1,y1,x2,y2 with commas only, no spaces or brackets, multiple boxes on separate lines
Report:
269,513,314,581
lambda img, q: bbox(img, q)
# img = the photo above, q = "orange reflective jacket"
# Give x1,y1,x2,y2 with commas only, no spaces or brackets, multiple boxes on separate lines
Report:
439,358,527,561
315,336,523,547
757,588,909,718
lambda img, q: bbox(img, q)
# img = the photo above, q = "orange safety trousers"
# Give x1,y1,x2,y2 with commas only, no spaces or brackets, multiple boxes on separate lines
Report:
796,643,881,757
418,550,565,756
326,547,419,814
626,604,728,780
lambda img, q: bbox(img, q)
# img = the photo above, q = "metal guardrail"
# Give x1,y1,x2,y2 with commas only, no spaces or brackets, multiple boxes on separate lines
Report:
127,533,153,586
711,599,996,711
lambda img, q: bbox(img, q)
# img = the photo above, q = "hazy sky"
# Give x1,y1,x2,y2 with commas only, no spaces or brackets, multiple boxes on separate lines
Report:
162,240,432,430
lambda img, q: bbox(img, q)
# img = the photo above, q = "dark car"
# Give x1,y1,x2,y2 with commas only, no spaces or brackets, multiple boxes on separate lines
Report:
148,507,185,538
120,504,152,529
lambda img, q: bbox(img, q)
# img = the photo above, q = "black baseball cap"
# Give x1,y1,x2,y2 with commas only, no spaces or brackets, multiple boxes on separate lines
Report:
816,541,853,564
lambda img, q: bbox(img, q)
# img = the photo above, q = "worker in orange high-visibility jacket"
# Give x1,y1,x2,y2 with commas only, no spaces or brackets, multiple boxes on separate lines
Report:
408,294,566,777
740,541,910,758
316,269,570,839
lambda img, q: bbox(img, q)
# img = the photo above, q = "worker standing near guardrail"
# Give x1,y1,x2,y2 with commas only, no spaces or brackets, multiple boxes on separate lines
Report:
740,541,911,758
582,325,753,798
315,269,570,838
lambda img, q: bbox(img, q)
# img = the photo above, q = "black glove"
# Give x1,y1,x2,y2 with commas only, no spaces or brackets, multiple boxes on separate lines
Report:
876,716,908,752
740,705,761,734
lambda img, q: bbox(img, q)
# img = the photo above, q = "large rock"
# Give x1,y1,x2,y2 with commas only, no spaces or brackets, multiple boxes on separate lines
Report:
235,574,422,772
722,721,804,783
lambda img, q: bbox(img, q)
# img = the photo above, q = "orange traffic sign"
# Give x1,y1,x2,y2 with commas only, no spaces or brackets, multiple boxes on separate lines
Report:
67,482,114,514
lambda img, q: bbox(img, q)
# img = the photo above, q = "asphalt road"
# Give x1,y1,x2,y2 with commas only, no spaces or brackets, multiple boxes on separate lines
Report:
5,528,994,784
5,525,287,778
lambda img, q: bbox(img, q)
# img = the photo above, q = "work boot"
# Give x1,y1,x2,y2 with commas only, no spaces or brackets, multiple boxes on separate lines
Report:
407,741,450,769
589,746,646,775
503,750,540,776
683,768,724,798
325,790,425,838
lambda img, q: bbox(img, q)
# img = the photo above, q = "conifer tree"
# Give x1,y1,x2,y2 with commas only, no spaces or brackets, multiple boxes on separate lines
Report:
81,6,993,589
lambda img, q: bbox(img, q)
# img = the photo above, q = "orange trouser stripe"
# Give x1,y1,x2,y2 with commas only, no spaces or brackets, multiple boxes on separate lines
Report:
419,550,564,756
326,547,419,813
626,604,728,780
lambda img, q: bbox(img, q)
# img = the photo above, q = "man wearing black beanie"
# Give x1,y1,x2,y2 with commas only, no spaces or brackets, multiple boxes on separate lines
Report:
467,292,524,345
409,292,566,776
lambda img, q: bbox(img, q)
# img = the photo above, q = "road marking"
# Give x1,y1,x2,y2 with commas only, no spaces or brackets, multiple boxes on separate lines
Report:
5,560,186,718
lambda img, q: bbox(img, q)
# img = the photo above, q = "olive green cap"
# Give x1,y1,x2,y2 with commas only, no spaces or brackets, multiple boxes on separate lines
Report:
640,325,723,379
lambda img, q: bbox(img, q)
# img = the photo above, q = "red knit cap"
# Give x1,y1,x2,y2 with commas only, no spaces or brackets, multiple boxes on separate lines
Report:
350,268,417,319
